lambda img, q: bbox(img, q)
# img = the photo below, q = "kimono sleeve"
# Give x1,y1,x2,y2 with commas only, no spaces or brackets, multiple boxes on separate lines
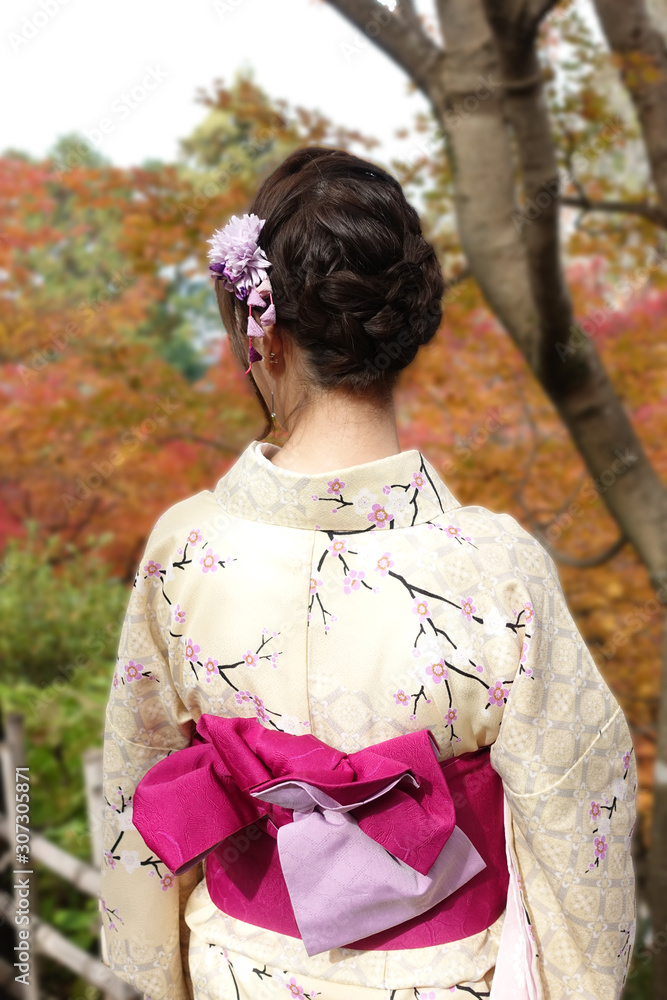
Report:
99,524,203,1000
490,535,637,1000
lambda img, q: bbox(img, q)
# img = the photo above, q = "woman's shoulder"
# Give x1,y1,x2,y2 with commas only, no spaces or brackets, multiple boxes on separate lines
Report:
143,487,223,560
439,503,558,591
447,503,552,551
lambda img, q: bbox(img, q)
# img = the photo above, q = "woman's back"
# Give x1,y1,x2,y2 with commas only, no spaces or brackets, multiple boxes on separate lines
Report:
101,437,636,999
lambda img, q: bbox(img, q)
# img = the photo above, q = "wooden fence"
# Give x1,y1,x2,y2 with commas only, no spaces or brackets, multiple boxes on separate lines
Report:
0,711,141,1000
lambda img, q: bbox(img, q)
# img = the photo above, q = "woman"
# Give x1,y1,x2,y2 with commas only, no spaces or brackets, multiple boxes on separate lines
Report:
99,146,636,1000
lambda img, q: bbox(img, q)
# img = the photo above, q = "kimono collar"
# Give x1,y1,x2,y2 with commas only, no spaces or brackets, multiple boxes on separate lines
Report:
214,439,461,532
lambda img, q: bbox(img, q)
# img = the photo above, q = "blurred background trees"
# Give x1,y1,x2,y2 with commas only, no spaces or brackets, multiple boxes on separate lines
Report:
1,0,666,995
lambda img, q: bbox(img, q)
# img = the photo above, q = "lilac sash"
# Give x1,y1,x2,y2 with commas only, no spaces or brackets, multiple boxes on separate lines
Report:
133,716,487,955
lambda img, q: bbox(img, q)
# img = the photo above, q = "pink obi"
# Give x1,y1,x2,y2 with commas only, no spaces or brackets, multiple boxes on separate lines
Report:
133,715,508,956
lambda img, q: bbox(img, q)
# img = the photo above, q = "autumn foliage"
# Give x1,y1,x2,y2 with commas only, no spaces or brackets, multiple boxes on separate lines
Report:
1,41,666,862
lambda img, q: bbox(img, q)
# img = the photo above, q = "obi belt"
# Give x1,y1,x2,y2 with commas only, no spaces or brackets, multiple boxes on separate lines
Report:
132,715,509,957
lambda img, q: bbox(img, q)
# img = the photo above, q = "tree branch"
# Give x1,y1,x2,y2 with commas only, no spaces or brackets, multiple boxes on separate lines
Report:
325,0,444,97
592,0,667,213
561,195,667,228
396,0,422,34
531,529,629,567
526,0,562,23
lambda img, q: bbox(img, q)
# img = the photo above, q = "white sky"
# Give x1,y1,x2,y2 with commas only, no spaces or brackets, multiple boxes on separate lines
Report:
1,0,433,170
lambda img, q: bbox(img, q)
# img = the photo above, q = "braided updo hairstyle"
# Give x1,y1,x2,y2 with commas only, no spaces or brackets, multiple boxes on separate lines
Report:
215,146,445,439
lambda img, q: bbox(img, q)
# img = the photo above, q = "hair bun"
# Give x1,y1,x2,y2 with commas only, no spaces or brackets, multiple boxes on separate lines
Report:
219,147,445,396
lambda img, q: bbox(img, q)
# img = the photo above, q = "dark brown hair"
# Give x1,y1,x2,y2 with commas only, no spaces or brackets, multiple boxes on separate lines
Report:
216,145,445,439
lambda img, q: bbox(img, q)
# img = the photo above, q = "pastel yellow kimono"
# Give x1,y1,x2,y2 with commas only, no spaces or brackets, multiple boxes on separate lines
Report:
99,439,637,1000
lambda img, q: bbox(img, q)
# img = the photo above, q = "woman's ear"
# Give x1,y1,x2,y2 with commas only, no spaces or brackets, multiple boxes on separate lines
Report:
262,329,283,372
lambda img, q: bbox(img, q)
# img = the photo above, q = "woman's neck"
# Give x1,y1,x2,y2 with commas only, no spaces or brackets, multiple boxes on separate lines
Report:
268,394,402,474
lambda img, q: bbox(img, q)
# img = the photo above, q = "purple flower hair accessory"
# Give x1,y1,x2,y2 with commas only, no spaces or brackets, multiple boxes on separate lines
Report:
207,213,277,374
207,213,271,300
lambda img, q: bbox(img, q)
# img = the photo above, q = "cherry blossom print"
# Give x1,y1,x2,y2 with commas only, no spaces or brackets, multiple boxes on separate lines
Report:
487,679,510,707
412,596,430,619
190,629,282,684
427,520,476,546
114,804,135,832
419,991,437,999
235,690,253,705
160,874,175,891
483,607,508,637
589,801,602,821
394,689,410,707
242,649,259,669
327,538,348,558
104,850,116,870
384,491,411,516
119,850,141,874
143,559,162,581
623,750,632,771
517,638,533,676
187,529,202,546
375,551,394,576
382,484,392,494
173,603,186,626
199,550,221,573
445,707,458,724
589,835,608,868
597,815,612,836
351,487,377,512
280,714,304,735
411,471,425,491
343,568,365,594
253,695,269,723
461,597,477,621
185,639,201,661
99,898,124,932
112,672,120,689
367,503,393,528
309,577,323,595
124,660,142,683
327,478,345,495
425,658,448,684
203,657,219,683
284,975,308,999
522,601,535,623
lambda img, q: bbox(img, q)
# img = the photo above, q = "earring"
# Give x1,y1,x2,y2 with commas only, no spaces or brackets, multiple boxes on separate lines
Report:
269,352,276,418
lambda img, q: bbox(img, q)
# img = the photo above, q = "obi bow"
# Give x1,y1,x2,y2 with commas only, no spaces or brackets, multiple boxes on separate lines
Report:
132,715,486,956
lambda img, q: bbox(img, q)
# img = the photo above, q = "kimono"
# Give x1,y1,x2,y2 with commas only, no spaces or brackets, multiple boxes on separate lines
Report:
99,438,637,1000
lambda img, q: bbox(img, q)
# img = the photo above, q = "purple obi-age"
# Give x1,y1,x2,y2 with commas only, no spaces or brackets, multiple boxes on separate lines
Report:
132,715,509,957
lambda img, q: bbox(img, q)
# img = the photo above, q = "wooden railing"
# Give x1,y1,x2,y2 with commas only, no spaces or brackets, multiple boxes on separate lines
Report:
0,712,141,999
